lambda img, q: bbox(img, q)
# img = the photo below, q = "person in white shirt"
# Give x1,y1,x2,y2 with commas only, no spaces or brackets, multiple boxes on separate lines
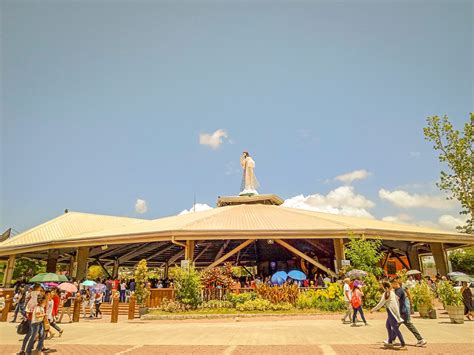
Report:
341,278,352,323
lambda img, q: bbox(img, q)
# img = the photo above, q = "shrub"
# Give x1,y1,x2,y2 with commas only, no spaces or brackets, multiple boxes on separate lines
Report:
158,298,188,312
174,267,202,309
200,262,235,288
226,292,257,306
361,274,382,309
200,300,234,309
134,259,150,305
411,281,435,310
236,298,293,312
256,283,299,304
295,283,345,312
437,281,463,306
345,235,384,276
449,247,474,274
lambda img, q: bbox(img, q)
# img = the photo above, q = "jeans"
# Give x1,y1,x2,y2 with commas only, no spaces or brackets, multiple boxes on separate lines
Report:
386,310,405,346
342,301,352,321
95,302,102,317
401,312,422,341
23,321,44,353
352,306,367,324
120,290,126,302
104,289,111,303
49,318,62,333
12,302,26,322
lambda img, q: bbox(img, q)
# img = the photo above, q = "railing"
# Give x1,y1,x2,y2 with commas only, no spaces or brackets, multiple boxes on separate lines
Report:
148,288,175,308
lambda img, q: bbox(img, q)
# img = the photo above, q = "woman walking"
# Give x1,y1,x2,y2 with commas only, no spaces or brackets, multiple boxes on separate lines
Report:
371,281,406,351
95,291,103,318
460,282,473,320
351,283,368,326
23,294,47,354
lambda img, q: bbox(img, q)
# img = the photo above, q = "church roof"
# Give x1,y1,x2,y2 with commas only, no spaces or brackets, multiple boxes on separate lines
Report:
0,204,471,256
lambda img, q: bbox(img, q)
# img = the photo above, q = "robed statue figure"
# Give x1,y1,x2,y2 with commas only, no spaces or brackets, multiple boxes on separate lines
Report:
240,151,259,196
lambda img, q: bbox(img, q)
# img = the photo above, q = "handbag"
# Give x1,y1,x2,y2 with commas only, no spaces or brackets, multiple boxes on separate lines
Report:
17,319,30,335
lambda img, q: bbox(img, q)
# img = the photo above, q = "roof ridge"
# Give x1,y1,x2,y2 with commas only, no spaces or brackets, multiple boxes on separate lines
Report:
179,205,237,229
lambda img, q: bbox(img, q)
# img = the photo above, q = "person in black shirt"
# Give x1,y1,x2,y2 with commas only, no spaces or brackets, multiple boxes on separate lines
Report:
392,278,426,347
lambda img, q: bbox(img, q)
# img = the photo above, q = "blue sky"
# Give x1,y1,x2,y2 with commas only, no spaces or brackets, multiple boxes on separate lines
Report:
1,1,472,233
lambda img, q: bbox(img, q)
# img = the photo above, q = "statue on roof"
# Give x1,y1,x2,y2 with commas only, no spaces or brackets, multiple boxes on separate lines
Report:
240,151,259,196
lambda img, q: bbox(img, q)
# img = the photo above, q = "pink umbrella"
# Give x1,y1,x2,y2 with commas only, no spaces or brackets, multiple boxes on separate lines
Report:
58,282,78,293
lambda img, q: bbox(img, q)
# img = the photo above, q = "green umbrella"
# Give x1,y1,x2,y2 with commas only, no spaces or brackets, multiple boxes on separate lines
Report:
30,273,67,283
452,275,473,283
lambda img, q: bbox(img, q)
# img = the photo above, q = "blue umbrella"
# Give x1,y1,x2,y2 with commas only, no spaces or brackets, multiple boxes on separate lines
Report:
288,270,307,281
271,271,288,285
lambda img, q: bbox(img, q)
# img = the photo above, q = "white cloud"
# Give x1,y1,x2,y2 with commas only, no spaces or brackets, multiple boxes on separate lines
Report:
179,203,213,215
335,169,371,184
282,186,375,218
135,199,148,214
437,214,468,230
199,129,228,149
378,189,456,209
382,213,413,224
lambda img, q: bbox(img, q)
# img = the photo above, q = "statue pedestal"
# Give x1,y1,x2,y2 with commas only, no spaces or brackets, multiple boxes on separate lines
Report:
217,194,283,207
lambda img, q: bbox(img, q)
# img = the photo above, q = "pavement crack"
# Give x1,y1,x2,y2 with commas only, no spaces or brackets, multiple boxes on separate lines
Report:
115,344,143,354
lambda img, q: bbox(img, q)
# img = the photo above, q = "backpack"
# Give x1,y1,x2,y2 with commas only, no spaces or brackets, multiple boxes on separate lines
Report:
17,319,30,335
351,291,362,309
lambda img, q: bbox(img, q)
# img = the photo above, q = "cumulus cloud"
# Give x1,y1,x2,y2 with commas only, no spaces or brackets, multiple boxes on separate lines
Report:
381,213,413,224
282,186,375,218
179,203,213,215
335,169,371,184
378,189,456,209
199,129,228,149
437,214,468,230
135,199,148,214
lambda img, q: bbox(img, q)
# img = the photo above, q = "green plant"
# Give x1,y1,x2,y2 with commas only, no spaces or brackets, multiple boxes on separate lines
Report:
200,300,234,309
344,235,384,276
235,298,293,312
87,265,104,280
13,258,46,280
134,259,150,305
200,262,235,288
158,298,187,312
226,292,257,306
361,274,382,309
411,281,435,310
424,113,473,233
174,267,202,309
295,283,346,312
437,281,463,306
449,247,474,274
256,283,299,304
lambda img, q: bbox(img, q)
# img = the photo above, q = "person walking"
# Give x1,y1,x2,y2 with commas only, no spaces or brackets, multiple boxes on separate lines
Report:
371,281,406,351
11,286,26,323
58,292,73,323
45,291,63,338
341,278,352,324
393,278,426,346
460,281,474,320
94,291,103,318
351,283,368,326
21,294,47,355
120,280,127,303
81,288,91,318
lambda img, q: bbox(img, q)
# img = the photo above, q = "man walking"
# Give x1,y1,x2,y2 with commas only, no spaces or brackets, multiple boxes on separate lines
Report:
341,278,352,323
392,278,427,347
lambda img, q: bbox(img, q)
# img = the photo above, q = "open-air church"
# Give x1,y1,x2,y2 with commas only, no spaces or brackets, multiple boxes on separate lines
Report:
1,152,472,287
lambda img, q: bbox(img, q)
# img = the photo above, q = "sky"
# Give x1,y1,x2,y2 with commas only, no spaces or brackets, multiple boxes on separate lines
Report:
1,0,472,234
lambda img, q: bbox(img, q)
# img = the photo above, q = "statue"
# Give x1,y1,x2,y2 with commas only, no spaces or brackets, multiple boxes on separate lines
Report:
240,151,259,196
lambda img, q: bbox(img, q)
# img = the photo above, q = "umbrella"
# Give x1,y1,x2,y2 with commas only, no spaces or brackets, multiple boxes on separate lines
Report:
30,273,67,283
91,283,106,292
451,275,473,283
448,271,467,277
271,271,288,285
288,270,307,281
346,269,368,278
406,270,422,276
81,280,97,287
353,280,365,288
58,282,78,293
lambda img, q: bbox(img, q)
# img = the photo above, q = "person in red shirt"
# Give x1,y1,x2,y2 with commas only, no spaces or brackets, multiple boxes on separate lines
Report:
51,288,60,320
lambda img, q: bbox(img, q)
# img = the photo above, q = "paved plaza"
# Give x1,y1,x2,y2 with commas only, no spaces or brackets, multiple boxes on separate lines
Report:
1,312,473,354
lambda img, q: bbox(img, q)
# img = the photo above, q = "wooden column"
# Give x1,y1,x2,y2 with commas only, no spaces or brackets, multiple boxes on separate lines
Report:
185,240,195,261
430,242,448,276
333,239,345,272
112,259,119,279
164,262,169,279
46,249,60,273
75,247,89,281
2,255,15,287
407,245,421,271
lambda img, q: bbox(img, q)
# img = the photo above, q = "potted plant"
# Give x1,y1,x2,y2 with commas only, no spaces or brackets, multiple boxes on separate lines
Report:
437,281,464,324
411,281,434,318
134,259,151,316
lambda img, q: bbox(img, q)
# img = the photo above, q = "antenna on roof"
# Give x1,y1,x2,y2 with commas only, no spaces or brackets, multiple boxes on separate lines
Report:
64,209,69,214
193,194,196,213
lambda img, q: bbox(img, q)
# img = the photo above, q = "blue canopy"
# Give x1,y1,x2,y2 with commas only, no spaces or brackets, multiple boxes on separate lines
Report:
288,270,307,281
271,271,288,285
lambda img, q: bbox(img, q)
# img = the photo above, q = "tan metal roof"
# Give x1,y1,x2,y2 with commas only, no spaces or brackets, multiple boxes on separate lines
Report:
0,205,471,256
0,212,144,250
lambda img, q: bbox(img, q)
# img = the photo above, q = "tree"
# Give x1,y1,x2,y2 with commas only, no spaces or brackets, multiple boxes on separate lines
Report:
423,113,473,233
13,258,46,280
134,259,150,305
87,265,104,280
174,267,202,309
344,235,383,276
448,247,474,274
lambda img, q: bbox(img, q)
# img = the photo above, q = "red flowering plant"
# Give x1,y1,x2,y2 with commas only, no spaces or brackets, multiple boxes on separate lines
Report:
200,262,235,288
